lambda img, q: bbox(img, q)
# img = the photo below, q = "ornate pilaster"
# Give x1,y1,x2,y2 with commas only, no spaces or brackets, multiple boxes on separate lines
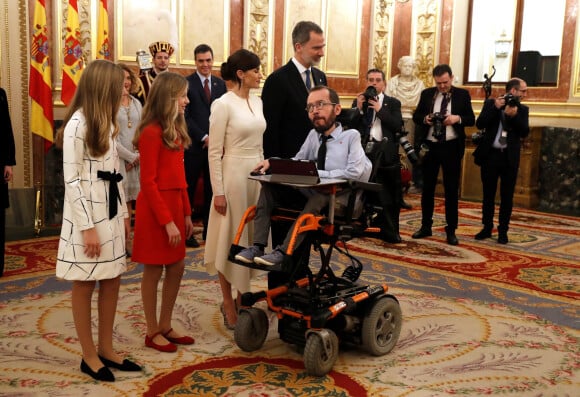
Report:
246,0,273,78
414,0,439,87
371,0,395,72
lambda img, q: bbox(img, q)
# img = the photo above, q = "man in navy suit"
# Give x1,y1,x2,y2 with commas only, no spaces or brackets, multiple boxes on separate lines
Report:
184,44,227,247
262,20,328,159
412,64,475,245
473,78,529,244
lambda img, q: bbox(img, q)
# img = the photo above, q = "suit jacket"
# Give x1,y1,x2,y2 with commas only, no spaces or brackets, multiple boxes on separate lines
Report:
1,88,16,209
185,73,227,153
473,98,529,167
351,94,403,164
412,86,475,154
137,123,191,226
262,60,327,158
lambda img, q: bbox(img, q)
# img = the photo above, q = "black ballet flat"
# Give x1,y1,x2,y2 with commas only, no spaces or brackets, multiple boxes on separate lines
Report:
98,355,142,371
80,359,115,382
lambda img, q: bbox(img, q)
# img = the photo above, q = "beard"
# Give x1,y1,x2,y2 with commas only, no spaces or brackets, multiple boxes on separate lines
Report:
313,116,336,134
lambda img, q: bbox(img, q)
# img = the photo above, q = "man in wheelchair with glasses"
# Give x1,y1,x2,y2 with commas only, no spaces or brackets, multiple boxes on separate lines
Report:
234,85,372,268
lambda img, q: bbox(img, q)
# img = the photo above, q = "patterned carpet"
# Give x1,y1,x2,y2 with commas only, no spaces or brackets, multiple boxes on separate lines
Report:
1,196,579,396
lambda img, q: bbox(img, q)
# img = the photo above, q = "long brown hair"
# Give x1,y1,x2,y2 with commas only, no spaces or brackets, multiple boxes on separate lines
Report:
133,72,191,150
56,60,124,157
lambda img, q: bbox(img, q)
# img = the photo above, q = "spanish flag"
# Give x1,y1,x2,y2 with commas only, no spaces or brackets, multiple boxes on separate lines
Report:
61,0,83,106
29,0,54,143
96,0,110,59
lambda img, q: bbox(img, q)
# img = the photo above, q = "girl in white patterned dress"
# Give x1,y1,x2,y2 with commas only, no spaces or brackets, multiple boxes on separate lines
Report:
56,60,141,382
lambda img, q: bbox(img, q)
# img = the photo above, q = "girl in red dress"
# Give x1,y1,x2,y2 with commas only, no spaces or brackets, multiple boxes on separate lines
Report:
132,72,195,352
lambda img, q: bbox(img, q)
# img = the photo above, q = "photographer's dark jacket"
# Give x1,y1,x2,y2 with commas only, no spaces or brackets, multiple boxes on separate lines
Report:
473,98,529,167
351,94,403,165
1,88,16,209
412,86,475,155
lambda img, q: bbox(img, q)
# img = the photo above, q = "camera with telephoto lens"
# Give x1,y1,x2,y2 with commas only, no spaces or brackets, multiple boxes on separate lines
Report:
503,93,519,107
471,130,485,145
431,112,446,139
397,130,419,164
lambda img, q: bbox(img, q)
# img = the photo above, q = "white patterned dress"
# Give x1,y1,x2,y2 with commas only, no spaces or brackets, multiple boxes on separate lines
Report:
56,110,128,281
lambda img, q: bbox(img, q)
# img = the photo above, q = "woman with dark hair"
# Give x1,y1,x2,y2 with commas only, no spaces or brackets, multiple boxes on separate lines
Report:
204,49,265,329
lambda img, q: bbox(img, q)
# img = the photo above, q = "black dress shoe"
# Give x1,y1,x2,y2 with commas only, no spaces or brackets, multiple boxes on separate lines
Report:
186,236,200,248
412,228,432,239
400,200,412,210
99,355,142,371
80,359,115,382
474,228,492,240
382,234,402,244
497,232,508,244
446,232,459,245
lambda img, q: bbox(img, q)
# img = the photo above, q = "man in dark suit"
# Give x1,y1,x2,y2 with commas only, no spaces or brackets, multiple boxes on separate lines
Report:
473,78,529,244
1,87,16,277
184,44,227,247
412,64,475,245
262,20,327,158
352,68,404,243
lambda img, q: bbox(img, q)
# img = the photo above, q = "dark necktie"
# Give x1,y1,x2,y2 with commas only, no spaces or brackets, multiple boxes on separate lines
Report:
305,69,311,90
437,93,449,142
317,135,331,170
440,93,449,115
204,78,211,102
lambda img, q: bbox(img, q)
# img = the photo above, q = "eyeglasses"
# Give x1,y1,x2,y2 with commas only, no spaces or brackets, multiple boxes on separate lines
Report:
305,100,338,113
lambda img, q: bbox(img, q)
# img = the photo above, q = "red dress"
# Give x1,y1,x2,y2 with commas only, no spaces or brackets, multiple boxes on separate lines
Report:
132,123,191,265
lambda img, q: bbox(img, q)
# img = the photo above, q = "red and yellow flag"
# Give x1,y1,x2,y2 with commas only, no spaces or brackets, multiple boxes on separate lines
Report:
61,0,83,105
29,0,54,143
96,0,110,59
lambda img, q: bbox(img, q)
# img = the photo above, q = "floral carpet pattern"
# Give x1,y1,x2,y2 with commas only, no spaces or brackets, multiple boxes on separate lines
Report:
1,197,579,396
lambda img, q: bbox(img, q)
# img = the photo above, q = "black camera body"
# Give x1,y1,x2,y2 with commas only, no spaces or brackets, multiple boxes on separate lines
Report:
362,85,378,101
431,112,446,139
471,130,485,145
503,93,519,107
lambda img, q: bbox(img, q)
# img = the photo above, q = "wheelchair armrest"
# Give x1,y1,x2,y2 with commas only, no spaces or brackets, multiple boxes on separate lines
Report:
347,180,382,192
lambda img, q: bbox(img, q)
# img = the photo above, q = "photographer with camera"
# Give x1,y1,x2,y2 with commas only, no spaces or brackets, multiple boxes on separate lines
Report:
412,64,475,245
352,68,405,243
473,78,529,244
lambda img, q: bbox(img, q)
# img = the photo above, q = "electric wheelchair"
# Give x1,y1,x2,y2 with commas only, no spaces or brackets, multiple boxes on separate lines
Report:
227,133,403,377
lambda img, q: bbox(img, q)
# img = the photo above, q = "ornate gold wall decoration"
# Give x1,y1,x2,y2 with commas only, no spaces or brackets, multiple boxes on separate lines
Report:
371,0,394,72
247,0,273,77
414,0,439,87
18,0,31,187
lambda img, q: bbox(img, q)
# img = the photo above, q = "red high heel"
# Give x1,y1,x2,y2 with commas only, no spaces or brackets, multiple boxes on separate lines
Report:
145,332,177,352
163,328,195,345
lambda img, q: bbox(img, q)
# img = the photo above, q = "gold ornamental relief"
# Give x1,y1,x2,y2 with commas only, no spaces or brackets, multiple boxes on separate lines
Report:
371,0,393,72
414,0,439,87
248,0,271,77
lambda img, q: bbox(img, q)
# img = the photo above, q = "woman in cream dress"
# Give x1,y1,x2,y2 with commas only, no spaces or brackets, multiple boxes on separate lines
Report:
204,49,266,329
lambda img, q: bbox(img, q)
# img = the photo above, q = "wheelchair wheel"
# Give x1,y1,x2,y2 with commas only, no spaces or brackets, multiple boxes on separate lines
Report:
303,329,339,376
361,296,402,356
234,308,269,352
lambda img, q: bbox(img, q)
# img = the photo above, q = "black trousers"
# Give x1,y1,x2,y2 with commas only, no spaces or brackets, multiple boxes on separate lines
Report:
419,139,463,230
184,148,212,238
480,148,518,232
0,207,5,276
